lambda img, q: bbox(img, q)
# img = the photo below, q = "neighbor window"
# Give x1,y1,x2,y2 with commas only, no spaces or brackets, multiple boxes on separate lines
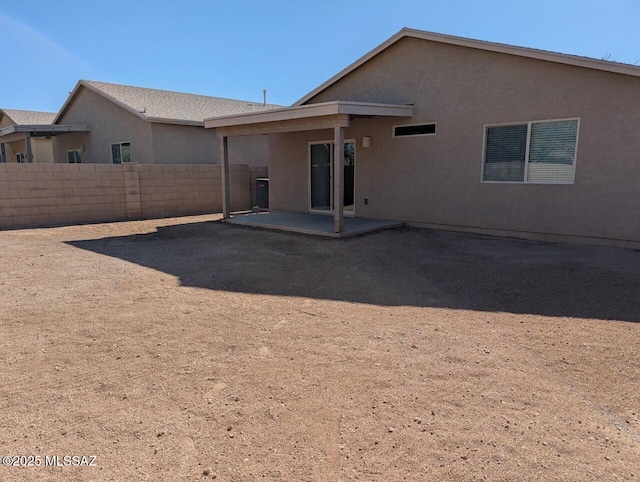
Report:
111,142,131,164
483,119,579,183
393,123,436,137
16,153,26,163
67,150,82,163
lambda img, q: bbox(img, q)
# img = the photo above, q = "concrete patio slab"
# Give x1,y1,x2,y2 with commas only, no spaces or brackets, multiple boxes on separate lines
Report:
226,211,404,237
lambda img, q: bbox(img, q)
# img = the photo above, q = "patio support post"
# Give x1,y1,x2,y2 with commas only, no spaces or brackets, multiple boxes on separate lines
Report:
220,135,231,219
333,124,344,233
25,133,33,163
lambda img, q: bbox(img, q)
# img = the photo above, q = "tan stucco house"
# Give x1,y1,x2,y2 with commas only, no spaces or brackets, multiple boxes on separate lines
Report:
53,80,280,165
0,109,58,163
205,28,640,247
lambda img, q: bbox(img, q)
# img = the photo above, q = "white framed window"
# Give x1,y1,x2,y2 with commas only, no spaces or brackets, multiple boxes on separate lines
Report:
111,142,131,164
16,153,26,163
392,122,436,138
67,150,82,163
482,118,579,184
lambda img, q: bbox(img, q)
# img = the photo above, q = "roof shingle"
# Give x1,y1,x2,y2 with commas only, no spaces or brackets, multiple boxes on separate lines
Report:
80,80,282,125
1,109,56,126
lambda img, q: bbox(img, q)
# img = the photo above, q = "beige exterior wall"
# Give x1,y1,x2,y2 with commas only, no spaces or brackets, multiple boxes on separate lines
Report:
0,163,264,228
53,85,268,166
54,86,154,164
150,123,268,165
3,139,27,163
268,37,640,245
1,138,53,163
0,115,15,129
32,139,54,163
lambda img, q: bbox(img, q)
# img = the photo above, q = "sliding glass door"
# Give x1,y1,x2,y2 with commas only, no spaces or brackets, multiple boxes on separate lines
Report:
309,141,355,214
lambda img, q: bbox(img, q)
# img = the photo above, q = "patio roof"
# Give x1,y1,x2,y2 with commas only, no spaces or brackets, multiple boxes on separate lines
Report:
205,100,414,234
0,124,90,141
203,100,414,136
0,124,89,163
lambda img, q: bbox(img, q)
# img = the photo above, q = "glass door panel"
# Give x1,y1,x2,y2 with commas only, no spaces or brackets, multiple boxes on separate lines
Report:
309,141,355,214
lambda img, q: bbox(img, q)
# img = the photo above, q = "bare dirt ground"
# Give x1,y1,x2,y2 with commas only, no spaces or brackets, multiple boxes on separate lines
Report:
1,214,639,481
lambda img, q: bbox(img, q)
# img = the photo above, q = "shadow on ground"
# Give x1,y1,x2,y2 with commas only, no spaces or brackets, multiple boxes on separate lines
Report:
67,221,640,322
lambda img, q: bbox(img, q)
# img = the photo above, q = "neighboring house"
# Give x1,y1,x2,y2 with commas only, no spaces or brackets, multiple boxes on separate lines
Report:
205,28,640,247
53,80,281,165
0,109,57,163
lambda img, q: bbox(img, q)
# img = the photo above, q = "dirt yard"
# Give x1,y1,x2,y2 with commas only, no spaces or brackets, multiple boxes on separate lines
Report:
1,215,638,481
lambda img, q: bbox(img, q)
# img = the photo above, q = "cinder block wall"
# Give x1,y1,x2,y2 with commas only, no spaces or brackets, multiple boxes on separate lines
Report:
0,163,267,229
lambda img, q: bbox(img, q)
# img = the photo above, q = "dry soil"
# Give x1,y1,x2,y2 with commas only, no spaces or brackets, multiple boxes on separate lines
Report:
1,215,639,481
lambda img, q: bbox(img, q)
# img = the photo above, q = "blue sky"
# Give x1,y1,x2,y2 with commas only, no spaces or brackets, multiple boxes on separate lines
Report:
1,0,639,112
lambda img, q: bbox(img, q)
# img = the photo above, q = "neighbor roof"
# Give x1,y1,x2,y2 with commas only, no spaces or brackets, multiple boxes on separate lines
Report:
1,109,56,126
296,28,640,105
55,80,283,126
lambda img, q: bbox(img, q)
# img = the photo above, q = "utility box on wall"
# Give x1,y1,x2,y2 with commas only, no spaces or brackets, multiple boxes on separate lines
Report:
256,178,269,209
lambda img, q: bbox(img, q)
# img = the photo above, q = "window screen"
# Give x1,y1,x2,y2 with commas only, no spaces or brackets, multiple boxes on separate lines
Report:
483,119,578,183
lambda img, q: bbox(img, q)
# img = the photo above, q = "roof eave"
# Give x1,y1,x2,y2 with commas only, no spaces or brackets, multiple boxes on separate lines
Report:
147,117,204,127
0,124,90,137
204,100,414,129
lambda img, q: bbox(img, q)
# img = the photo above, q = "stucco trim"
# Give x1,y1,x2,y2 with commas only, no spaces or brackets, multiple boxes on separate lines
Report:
295,28,640,106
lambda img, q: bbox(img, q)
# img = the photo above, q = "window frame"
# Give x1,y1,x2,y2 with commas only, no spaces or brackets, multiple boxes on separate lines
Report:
392,122,437,138
67,149,82,164
111,141,132,164
481,117,580,185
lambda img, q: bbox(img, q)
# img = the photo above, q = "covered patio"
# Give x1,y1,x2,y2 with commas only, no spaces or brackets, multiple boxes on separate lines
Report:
0,124,89,163
204,100,414,236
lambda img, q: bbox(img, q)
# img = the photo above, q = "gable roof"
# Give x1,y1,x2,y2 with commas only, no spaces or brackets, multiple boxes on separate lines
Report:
1,109,56,126
55,80,283,126
295,28,640,105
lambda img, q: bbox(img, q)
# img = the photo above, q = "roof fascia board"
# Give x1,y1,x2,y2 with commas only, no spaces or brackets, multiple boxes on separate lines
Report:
404,29,640,77
53,80,82,124
0,124,90,137
204,101,413,129
215,114,350,137
147,117,204,127
294,28,640,106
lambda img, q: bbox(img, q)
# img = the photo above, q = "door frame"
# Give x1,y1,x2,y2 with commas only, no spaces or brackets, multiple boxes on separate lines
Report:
308,139,356,216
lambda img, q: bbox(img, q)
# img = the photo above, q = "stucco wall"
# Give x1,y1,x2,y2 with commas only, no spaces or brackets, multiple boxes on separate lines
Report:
150,123,268,165
53,86,268,165
54,86,154,163
1,138,53,163
32,139,54,163
3,139,27,163
269,37,640,245
0,115,15,128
